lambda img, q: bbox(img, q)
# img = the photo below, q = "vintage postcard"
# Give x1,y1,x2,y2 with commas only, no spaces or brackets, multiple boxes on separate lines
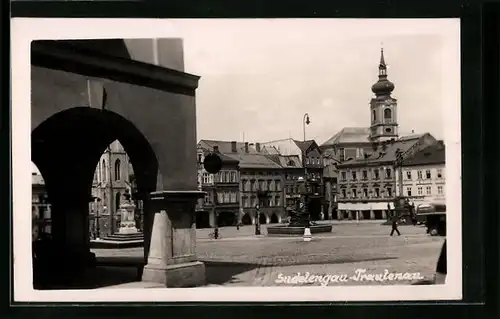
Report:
11,18,461,302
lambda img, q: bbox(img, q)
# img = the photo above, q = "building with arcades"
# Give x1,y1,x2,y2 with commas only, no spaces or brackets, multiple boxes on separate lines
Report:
198,140,286,226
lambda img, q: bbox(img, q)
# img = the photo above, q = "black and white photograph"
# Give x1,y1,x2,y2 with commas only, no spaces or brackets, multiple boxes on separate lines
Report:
12,18,461,302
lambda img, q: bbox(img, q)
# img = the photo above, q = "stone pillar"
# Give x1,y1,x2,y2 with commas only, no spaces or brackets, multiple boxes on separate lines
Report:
382,210,387,219
208,210,215,228
370,209,375,220
142,191,206,287
348,210,353,220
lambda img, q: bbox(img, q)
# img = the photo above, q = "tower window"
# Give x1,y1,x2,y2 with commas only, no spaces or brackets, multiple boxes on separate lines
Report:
384,108,392,119
114,159,121,181
385,128,392,133
372,110,376,122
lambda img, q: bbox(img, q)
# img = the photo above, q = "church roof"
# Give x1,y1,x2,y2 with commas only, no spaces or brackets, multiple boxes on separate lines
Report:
321,127,371,146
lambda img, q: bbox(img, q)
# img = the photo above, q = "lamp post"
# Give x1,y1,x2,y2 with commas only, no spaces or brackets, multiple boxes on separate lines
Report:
255,203,261,235
302,113,311,222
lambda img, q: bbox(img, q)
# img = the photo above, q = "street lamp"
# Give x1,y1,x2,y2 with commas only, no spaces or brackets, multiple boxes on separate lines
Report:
302,113,311,220
255,204,261,235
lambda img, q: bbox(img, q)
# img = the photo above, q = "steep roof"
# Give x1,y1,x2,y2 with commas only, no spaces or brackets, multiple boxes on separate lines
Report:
337,134,425,168
225,153,282,169
293,140,315,153
199,139,259,154
321,127,371,146
402,141,445,167
32,173,45,186
199,140,280,169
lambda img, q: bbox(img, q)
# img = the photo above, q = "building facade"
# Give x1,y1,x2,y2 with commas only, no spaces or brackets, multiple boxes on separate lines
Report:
395,141,446,205
198,140,286,226
196,145,240,228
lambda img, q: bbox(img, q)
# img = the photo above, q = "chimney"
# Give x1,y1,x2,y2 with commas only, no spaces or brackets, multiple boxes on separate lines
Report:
213,145,219,153
245,142,249,153
256,143,261,152
231,141,237,153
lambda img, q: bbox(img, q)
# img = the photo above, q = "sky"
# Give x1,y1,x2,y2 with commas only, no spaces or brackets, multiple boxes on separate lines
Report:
173,19,460,144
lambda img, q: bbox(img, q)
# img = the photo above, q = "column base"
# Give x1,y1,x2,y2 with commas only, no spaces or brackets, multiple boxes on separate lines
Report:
142,261,206,287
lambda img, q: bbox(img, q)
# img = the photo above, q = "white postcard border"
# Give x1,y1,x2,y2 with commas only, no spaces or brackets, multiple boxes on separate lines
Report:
11,18,462,302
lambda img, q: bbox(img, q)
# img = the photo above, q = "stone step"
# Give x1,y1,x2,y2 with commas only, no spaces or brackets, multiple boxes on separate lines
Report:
103,233,144,241
90,238,144,249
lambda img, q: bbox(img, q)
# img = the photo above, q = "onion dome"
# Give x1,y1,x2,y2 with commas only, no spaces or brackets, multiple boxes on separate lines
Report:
371,48,395,96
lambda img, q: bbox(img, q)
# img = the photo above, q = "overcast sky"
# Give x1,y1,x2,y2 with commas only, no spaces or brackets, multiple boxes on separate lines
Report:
173,19,460,144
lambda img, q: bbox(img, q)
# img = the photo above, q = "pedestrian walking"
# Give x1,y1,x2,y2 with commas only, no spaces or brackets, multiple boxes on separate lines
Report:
388,202,401,236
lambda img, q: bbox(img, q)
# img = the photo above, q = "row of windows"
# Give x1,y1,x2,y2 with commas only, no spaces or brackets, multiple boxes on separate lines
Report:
340,187,393,199
241,196,282,208
204,191,239,204
305,157,322,165
406,186,444,196
241,179,282,192
405,169,444,180
340,168,392,181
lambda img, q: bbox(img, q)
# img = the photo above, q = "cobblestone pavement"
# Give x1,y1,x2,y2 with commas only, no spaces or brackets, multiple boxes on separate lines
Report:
92,222,444,287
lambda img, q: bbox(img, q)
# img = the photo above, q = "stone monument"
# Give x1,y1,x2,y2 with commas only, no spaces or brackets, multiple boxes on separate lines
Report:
117,190,139,234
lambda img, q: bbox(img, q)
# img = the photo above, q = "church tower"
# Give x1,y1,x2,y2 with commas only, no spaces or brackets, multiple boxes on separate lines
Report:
369,48,398,142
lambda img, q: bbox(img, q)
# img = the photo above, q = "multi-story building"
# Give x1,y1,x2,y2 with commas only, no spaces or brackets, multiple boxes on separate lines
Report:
196,145,240,228
261,138,326,220
198,140,286,225
322,149,340,219
395,141,446,205
263,150,304,216
336,134,437,219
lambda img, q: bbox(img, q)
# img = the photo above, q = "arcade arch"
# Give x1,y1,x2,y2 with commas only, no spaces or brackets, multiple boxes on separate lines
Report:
31,107,159,286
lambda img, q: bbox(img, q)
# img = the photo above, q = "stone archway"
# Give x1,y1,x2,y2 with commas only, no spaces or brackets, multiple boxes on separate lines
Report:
242,213,252,225
259,213,268,225
270,213,279,224
31,107,159,288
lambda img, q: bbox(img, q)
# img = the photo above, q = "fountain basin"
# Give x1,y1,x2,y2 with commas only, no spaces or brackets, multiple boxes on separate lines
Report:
267,224,332,236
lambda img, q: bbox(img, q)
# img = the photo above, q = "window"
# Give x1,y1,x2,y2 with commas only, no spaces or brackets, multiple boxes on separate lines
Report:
417,187,423,195
351,171,357,180
230,191,237,203
217,192,224,203
437,186,443,195
102,159,107,181
252,180,258,191
417,171,423,179
363,188,368,198
384,108,392,119
373,169,380,180
387,187,393,197
385,168,392,179
260,180,266,191
362,170,368,180
406,171,412,180
276,196,281,206
406,187,412,196
374,188,380,197
426,186,432,195
341,172,347,181
197,154,202,163
306,158,310,164
203,172,211,184
437,169,443,179
426,170,431,179
372,110,377,122
231,171,237,182
341,189,346,198
339,148,345,162
352,189,357,198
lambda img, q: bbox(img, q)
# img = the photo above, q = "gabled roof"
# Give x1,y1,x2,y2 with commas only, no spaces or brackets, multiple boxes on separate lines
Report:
402,141,445,167
293,139,317,153
321,127,371,146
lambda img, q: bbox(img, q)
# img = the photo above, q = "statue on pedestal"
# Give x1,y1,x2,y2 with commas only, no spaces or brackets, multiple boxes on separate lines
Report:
117,189,139,234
